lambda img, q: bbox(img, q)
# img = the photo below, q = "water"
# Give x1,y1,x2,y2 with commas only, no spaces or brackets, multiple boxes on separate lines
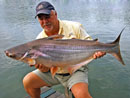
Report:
0,0,130,98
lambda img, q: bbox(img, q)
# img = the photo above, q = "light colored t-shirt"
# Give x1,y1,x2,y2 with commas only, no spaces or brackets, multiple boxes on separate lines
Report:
36,20,92,73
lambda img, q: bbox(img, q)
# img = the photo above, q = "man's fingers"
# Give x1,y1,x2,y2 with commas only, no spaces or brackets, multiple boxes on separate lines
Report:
39,64,43,69
29,64,34,67
97,51,103,57
93,54,97,59
93,51,106,59
35,64,39,68
100,51,106,56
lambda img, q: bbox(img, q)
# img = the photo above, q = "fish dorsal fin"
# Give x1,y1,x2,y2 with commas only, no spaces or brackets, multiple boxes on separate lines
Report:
93,38,98,41
44,34,64,40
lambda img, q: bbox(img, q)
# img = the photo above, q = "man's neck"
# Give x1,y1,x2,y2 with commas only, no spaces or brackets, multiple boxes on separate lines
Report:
45,20,59,36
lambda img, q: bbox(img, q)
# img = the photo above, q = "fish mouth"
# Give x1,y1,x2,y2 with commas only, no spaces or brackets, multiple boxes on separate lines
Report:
5,51,16,58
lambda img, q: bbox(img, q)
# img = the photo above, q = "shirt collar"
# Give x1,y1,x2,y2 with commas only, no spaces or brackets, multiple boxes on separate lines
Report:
58,20,63,35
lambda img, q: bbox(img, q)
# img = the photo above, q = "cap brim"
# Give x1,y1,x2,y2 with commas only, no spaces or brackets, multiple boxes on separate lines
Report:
35,10,51,18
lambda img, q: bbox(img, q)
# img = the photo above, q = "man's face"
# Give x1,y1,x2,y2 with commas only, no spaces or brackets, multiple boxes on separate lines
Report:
37,11,57,32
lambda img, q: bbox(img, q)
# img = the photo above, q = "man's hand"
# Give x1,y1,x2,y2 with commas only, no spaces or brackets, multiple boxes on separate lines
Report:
93,51,106,59
29,64,50,72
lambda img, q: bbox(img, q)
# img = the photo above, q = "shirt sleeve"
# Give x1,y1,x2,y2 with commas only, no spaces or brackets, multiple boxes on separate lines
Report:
36,31,43,39
77,24,92,40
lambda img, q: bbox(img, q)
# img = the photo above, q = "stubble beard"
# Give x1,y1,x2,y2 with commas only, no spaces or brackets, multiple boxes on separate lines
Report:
43,23,53,33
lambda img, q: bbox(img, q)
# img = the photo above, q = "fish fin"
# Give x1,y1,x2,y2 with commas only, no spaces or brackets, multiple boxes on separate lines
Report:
28,49,50,59
111,50,125,65
50,66,58,78
26,58,36,65
19,51,29,60
68,58,93,74
109,27,125,65
44,34,64,40
93,38,98,41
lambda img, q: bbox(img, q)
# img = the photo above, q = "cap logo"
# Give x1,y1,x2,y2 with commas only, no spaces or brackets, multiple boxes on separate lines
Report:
37,4,44,10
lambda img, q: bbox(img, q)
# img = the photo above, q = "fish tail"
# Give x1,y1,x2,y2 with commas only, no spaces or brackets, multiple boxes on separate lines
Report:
111,47,125,65
110,27,125,65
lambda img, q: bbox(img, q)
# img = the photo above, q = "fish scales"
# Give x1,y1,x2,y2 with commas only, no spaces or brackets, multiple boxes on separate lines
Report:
4,27,125,76
37,44,90,65
32,40,114,67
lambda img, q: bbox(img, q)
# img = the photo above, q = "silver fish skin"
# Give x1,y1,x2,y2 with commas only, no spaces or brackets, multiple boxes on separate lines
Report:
4,28,125,76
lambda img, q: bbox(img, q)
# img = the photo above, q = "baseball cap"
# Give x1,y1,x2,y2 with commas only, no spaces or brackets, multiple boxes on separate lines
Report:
35,1,55,18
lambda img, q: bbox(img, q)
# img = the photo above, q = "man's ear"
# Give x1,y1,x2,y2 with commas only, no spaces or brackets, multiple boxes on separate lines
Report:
54,10,57,15
51,10,57,16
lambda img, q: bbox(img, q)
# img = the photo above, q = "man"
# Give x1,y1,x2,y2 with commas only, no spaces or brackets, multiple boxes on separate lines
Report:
23,1,106,98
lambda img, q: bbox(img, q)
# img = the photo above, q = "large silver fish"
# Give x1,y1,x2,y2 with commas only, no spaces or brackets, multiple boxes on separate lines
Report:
4,28,125,77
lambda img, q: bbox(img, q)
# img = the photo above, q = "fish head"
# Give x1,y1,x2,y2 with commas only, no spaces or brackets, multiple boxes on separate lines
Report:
4,44,30,60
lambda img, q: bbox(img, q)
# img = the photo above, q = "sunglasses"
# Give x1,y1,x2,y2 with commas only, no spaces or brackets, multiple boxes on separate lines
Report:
38,14,51,20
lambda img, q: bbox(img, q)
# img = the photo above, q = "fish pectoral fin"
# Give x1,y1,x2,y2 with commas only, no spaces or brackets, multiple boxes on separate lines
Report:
50,66,58,78
68,58,94,74
44,34,64,40
27,58,36,65
28,49,50,59
19,51,29,60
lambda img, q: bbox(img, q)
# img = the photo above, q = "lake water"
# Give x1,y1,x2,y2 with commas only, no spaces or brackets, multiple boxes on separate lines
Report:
0,0,130,98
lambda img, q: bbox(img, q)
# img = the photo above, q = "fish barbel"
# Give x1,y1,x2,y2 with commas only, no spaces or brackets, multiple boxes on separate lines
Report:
4,28,125,77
